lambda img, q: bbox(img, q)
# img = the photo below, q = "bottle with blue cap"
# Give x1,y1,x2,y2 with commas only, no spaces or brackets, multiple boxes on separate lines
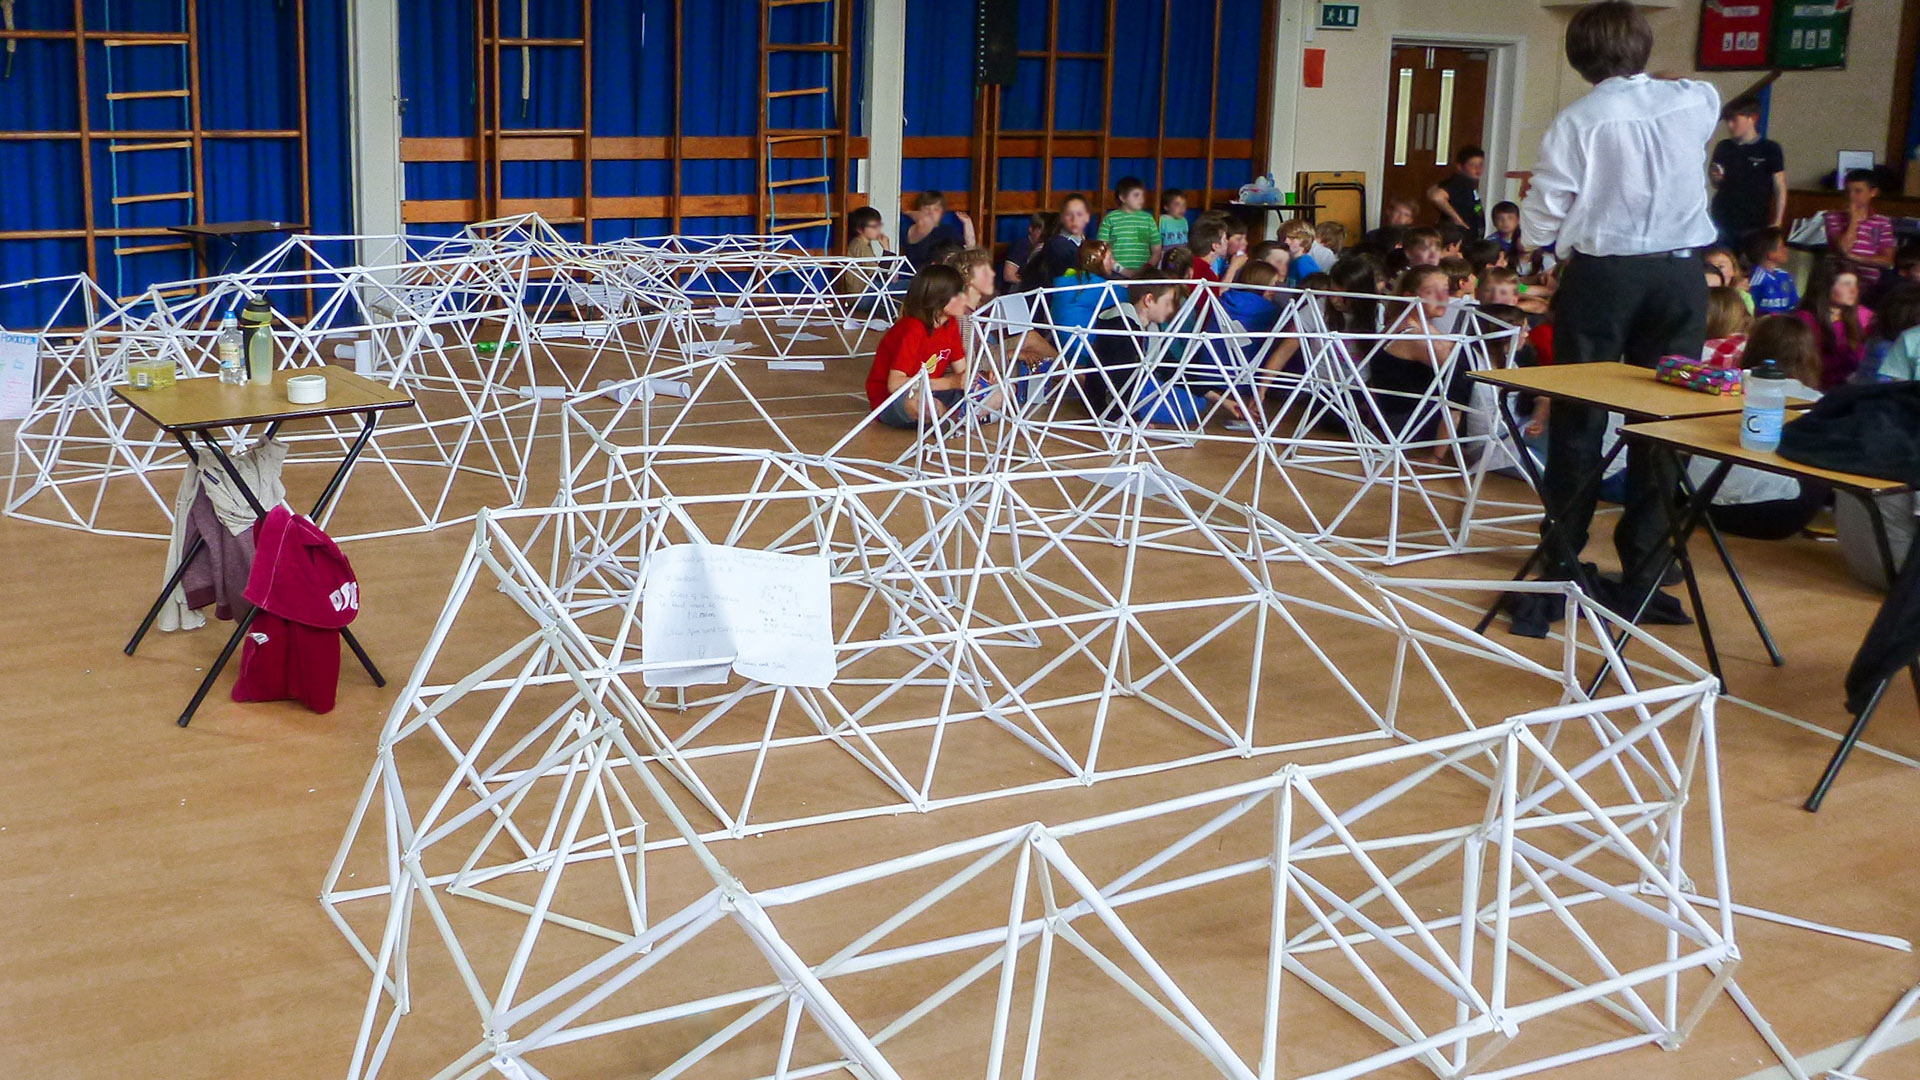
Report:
1740,358,1789,453
217,312,245,385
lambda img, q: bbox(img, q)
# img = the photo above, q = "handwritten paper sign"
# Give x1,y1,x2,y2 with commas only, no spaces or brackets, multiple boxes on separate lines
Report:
640,544,835,689
0,332,39,420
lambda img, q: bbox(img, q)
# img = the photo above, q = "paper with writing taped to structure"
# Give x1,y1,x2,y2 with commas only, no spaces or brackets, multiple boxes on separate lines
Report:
640,544,835,689
0,332,38,420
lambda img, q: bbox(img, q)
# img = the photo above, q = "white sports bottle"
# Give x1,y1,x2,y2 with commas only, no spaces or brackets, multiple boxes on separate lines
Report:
1740,359,1789,453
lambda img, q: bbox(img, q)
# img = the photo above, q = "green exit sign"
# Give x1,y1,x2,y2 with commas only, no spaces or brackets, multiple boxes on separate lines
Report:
1319,2,1360,30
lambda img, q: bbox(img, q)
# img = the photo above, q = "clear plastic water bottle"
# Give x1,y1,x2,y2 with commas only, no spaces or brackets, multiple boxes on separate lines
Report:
241,297,275,385
217,314,245,385
1740,359,1789,453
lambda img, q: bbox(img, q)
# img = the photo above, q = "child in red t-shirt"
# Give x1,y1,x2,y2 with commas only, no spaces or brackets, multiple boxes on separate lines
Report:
865,264,975,427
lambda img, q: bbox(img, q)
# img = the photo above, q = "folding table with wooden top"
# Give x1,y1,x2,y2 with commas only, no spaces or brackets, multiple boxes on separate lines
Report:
1467,362,1782,684
1621,411,1919,811
115,366,415,726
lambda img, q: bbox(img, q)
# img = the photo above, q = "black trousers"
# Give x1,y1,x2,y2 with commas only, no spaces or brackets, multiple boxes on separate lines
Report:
1706,480,1829,541
1542,250,1708,592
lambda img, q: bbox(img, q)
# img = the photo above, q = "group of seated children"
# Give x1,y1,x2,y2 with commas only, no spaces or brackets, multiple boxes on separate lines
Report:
869,175,1920,448
858,179,1575,434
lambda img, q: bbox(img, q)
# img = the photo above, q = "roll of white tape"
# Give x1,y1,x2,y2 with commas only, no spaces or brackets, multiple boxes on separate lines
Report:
286,374,328,404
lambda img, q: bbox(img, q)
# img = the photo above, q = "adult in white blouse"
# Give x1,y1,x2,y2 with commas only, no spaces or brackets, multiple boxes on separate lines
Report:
1517,0,1718,630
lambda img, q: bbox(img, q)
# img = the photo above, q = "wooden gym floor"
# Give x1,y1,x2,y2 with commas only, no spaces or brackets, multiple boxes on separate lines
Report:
1,328,1916,1079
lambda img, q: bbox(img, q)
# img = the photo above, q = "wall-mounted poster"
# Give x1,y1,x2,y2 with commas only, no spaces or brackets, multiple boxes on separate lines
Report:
1698,0,1775,70
1772,0,1851,69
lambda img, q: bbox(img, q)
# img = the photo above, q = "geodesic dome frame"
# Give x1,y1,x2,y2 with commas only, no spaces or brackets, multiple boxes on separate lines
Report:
899,280,1543,564
319,457,1740,1078
606,234,910,365
6,219,694,541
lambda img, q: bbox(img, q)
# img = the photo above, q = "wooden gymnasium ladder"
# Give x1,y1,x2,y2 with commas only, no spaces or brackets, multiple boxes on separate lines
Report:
101,1,201,303
757,0,852,249
478,0,594,239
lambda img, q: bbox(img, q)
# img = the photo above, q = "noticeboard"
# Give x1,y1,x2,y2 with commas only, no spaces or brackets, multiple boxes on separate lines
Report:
1697,0,1850,71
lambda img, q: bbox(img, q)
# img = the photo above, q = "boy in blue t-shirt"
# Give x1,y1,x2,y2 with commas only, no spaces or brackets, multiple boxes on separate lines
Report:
1745,228,1799,316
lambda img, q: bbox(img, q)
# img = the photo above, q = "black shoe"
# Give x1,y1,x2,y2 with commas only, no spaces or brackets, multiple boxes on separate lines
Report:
1660,562,1685,588
1505,592,1565,639
1637,589,1695,626
1599,580,1694,626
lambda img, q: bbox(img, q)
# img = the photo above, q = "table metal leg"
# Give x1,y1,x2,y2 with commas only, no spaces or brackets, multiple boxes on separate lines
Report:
1674,464,1784,667
1587,458,1731,696
179,607,259,727
342,627,386,687
1670,526,1725,688
126,534,203,656
1806,679,1887,812
310,411,381,520
1472,396,1618,635
1805,491,1920,810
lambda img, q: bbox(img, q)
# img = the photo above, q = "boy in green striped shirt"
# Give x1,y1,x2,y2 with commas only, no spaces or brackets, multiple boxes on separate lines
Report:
1097,176,1161,273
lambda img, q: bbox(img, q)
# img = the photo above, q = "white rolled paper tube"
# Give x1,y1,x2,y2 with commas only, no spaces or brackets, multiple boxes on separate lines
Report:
285,374,328,404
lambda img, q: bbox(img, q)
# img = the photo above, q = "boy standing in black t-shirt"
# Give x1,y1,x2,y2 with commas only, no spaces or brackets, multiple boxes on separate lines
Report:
1708,96,1785,249
1427,145,1486,239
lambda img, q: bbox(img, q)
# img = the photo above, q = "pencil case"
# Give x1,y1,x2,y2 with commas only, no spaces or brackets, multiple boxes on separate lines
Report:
1655,355,1742,396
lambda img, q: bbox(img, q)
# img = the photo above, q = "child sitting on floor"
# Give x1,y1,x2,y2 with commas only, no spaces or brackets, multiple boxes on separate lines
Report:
1049,240,1121,364
1745,228,1799,316
1402,227,1443,268
1158,190,1190,252
1224,215,1251,259
865,265,973,428
1477,265,1521,307
1034,193,1093,284
1186,216,1245,285
1085,275,1245,428
1439,256,1475,301
1860,282,1920,383
900,191,975,270
1221,260,1285,334
1002,212,1049,294
846,205,890,258
1279,219,1322,286
1364,265,1460,446
1797,260,1876,387
842,206,893,300
1702,285,1753,368
1310,221,1345,272
1687,316,1829,539
1464,238,1505,279
1488,200,1523,258
1098,176,1162,274
1248,240,1290,282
